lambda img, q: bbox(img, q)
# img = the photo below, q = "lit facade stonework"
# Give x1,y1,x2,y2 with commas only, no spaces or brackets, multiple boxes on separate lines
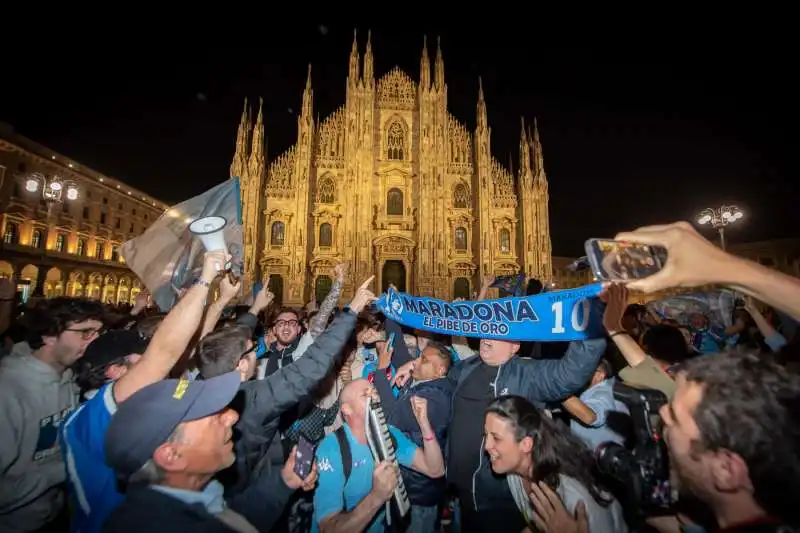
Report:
233,33,552,306
0,124,167,302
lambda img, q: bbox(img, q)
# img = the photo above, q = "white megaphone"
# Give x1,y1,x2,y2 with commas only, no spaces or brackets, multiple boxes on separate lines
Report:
189,216,228,252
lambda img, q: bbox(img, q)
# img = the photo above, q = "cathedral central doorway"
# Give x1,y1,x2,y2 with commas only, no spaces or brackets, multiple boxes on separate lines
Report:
382,260,406,293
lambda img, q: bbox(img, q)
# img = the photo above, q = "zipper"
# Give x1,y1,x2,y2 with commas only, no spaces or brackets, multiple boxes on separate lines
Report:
470,362,504,511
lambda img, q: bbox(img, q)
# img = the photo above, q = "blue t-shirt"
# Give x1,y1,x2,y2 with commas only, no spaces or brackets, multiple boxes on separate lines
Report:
312,424,417,533
59,383,123,533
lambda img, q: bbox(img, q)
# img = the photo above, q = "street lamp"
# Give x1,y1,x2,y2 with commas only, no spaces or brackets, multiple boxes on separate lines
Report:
25,172,80,214
696,204,743,251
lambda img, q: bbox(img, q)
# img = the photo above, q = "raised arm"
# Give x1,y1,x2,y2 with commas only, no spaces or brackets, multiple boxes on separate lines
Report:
524,338,607,403
309,262,347,338
113,252,227,403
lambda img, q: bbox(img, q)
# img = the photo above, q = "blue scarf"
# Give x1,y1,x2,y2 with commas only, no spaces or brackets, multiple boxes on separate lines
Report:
376,284,606,342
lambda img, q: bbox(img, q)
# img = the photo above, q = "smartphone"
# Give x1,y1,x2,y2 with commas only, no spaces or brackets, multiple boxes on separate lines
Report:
585,239,667,282
293,435,316,479
386,331,396,348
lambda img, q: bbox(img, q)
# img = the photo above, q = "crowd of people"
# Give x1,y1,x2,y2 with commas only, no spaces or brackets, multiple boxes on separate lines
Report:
0,221,798,533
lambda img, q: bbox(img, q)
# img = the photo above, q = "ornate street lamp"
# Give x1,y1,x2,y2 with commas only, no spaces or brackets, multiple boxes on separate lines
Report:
25,172,80,215
696,204,744,251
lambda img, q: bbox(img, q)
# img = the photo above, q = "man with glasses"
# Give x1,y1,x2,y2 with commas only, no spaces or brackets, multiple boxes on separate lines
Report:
0,296,105,532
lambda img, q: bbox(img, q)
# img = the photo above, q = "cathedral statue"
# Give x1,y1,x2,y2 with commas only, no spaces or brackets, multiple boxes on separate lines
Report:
229,32,552,306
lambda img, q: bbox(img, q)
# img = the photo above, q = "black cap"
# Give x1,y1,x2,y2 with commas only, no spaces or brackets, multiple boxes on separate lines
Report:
77,330,150,372
104,371,241,478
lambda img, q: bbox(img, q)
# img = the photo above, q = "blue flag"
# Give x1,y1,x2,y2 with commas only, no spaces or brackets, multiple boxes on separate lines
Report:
121,178,244,311
376,284,606,342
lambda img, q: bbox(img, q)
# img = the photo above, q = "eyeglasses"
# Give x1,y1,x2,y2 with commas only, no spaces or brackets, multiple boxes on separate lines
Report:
274,319,299,328
65,327,104,340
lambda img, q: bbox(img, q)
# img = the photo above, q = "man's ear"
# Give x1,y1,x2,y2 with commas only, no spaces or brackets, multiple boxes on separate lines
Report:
710,449,752,493
41,335,57,348
153,442,187,473
510,342,520,355
236,357,250,376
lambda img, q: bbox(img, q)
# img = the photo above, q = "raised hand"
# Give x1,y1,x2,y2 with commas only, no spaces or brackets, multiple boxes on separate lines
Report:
349,275,377,313
601,283,628,334
219,275,241,303
201,251,230,283
410,396,429,427
334,262,348,283
614,221,730,294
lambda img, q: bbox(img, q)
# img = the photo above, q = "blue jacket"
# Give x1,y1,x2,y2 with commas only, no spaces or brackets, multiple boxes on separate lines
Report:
448,338,606,512
386,377,454,506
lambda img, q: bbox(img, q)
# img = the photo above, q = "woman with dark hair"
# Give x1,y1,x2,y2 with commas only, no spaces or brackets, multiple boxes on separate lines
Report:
484,395,627,533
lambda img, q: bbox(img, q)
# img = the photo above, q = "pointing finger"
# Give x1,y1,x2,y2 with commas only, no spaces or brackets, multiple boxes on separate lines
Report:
359,275,375,290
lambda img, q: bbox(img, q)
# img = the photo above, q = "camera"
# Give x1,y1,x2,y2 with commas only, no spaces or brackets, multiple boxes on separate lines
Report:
596,382,673,518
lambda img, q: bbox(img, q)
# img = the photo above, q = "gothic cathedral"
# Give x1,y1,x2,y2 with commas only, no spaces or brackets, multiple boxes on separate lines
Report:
230,32,552,307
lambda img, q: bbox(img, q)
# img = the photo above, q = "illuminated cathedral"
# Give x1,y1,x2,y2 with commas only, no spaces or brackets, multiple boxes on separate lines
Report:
231,32,552,306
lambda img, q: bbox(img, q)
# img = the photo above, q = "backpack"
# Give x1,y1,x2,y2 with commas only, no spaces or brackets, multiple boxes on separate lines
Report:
334,426,397,484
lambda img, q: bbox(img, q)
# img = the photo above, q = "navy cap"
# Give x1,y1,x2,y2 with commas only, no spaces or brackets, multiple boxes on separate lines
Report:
104,371,241,478
75,330,150,373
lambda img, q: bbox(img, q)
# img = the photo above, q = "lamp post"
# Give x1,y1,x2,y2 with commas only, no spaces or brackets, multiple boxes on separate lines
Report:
26,172,80,215
24,173,80,297
696,204,743,251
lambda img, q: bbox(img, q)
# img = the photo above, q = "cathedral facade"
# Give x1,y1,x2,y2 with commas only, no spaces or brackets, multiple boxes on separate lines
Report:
231,33,552,306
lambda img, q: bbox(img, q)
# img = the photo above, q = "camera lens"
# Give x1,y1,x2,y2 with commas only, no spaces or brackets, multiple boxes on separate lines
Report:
595,442,632,480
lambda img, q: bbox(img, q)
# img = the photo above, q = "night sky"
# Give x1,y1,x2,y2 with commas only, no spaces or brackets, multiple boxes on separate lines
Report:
1,23,795,257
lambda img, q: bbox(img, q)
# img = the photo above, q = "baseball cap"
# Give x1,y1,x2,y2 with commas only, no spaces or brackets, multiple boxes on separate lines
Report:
76,330,150,372
104,371,241,478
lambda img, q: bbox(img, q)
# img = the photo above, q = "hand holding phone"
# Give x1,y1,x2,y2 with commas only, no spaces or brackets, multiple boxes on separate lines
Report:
293,435,316,480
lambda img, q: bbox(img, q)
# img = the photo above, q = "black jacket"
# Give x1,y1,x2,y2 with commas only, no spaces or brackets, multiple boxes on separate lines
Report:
448,338,606,512
104,472,294,533
388,377,453,506
217,311,357,496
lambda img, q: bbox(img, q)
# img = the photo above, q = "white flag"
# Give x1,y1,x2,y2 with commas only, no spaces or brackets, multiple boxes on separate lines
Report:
121,178,244,311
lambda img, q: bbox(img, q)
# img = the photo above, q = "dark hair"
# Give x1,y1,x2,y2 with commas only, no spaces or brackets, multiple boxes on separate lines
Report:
642,324,690,365
486,395,612,506
356,309,384,333
134,313,167,339
596,358,613,380
23,297,106,350
424,340,452,370
269,307,301,327
683,352,800,525
196,324,252,378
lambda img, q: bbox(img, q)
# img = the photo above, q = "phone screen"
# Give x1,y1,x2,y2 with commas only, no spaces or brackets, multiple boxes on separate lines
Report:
585,239,667,282
387,332,396,347
293,435,316,479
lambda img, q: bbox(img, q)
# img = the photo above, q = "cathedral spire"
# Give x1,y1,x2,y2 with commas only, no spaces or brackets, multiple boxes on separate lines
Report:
420,35,431,91
230,97,250,178
302,64,313,119
519,116,531,177
476,76,488,131
363,29,374,84
434,36,445,90
532,117,545,180
248,98,265,173
349,29,360,82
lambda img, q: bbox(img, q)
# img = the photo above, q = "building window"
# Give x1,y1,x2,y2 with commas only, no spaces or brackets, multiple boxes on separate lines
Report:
319,223,333,248
318,177,335,204
83,207,90,219
111,246,120,262
499,229,511,254
271,222,285,246
96,242,104,259
387,188,404,216
453,183,469,208
76,238,86,256
55,234,65,252
386,121,405,160
115,218,121,229
100,212,107,225
454,227,468,251
32,229,43,248
3,223,17,244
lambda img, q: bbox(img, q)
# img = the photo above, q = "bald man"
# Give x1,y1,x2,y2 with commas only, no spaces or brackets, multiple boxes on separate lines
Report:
312,379,444,533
